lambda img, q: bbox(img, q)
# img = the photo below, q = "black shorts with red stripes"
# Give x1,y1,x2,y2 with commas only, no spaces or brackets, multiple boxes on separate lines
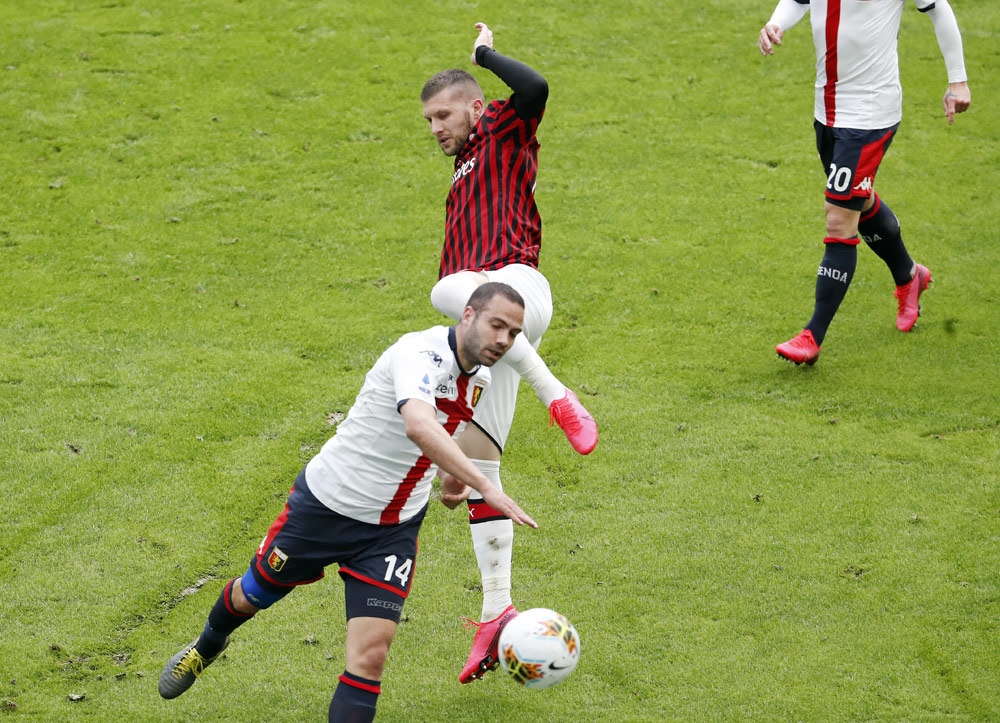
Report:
814,121,898,211
248,469,426,622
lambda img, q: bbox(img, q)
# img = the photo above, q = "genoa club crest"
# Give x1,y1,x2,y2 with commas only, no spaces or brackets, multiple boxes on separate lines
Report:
267,547,288,572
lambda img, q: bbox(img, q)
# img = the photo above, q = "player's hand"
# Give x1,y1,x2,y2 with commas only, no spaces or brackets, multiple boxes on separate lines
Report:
759,24,783,56
439,471,472,510
471,22,493,65
943,81,971,125
481,484,538,529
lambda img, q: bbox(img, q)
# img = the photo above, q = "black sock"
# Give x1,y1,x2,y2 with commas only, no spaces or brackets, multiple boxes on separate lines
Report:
805,239,858,346
197,578,255,658
329,671,380,723
858,194,914,286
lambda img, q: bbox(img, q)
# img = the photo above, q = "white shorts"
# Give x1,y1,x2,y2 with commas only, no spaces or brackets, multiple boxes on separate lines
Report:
474,264,553,451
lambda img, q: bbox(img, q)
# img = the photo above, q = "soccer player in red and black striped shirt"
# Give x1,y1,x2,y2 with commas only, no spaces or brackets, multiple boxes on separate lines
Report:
420,23,597,684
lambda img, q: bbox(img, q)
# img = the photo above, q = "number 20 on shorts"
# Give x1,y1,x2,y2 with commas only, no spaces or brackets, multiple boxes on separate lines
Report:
826,163,852,194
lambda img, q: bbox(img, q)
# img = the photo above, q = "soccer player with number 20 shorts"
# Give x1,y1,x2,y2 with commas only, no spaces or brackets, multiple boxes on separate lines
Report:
420,23,597,683
158,283,536,722
760,0,971,365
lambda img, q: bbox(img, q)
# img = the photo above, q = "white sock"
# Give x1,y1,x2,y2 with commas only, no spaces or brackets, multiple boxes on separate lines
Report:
430,275,565,407
468,459,514,621
502,335,565,407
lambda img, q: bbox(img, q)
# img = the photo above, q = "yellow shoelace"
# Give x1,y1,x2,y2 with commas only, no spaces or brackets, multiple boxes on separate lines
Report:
172,648,206,679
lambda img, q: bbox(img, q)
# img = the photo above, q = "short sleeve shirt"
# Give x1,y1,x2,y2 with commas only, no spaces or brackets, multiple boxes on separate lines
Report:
305,326,490,525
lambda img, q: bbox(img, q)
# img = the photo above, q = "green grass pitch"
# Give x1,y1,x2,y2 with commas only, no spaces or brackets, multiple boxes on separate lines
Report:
2,1,998,720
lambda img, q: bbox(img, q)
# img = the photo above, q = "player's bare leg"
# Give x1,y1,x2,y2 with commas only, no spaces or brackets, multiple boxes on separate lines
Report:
431,271,597,454
330,617,396,722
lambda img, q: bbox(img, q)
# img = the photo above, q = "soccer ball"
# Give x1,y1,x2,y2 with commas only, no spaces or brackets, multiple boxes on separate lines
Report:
498,608,580,689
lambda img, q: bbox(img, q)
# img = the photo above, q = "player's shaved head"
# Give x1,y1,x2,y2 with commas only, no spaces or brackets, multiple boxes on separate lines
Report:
467,282,525,314
421,69,485,103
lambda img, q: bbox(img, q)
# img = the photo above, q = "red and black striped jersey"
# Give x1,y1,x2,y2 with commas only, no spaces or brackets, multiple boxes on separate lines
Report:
439,97,543,278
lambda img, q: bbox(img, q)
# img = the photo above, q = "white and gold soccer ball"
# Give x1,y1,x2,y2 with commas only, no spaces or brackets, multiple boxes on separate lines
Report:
498,607,581,689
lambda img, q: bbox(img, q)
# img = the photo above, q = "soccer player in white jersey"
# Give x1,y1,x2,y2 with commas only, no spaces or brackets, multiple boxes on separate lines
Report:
759,0,971,365
158,283,536,723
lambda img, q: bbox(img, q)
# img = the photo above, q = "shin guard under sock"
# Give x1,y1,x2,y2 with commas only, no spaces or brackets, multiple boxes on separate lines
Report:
858,193,915,286
805,238,858,346
329,671,380,723
466,459,514,621
197,578,255,658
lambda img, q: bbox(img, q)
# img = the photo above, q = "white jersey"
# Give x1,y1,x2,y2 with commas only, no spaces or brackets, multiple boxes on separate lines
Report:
803,0,935,129
305,325,490,526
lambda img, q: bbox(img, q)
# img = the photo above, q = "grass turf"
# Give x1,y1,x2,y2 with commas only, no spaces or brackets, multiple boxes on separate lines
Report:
1,1,998,720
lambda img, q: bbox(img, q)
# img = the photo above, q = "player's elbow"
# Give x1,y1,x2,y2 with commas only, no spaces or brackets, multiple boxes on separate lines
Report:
404,415,431,446
526,75,548,107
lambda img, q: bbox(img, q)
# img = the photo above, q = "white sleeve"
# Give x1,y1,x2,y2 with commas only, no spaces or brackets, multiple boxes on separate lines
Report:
923,0,968,83
388,341,443,410
767,0,809,31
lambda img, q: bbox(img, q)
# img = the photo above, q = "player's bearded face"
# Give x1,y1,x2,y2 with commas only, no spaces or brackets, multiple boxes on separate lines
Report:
446,108,476,156
461,301,524,367
423,91,478,157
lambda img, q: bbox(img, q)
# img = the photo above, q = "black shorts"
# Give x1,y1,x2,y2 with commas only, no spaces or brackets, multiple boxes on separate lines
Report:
248,469,426,621
814,121,898,211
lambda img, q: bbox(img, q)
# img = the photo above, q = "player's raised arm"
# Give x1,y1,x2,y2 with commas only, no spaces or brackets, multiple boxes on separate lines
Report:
470,22,493,65
468,22,547,119
401,399,537,528
924,0,971,125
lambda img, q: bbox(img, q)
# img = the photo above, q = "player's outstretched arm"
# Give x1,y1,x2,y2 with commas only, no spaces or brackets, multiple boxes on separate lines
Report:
401,400,537,528
759,0,808,56
468,22,547,119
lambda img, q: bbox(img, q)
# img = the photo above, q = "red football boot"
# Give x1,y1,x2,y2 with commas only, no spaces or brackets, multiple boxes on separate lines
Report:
459,605,518,684
776,329,821,366
549,389,597,455
895,263,932,332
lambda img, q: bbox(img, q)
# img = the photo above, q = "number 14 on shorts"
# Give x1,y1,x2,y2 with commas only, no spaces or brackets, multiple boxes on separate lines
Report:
383,555,413,588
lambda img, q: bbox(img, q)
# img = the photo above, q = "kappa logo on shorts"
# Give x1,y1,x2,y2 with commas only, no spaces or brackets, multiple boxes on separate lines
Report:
267,547,288,572
471,385,484,407
853,176,873,192
367,597,403,614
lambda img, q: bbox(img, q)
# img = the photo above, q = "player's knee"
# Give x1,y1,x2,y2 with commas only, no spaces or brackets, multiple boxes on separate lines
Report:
824,217,858,240
430,272,483,320
352,640,390,679
823,202,860,239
